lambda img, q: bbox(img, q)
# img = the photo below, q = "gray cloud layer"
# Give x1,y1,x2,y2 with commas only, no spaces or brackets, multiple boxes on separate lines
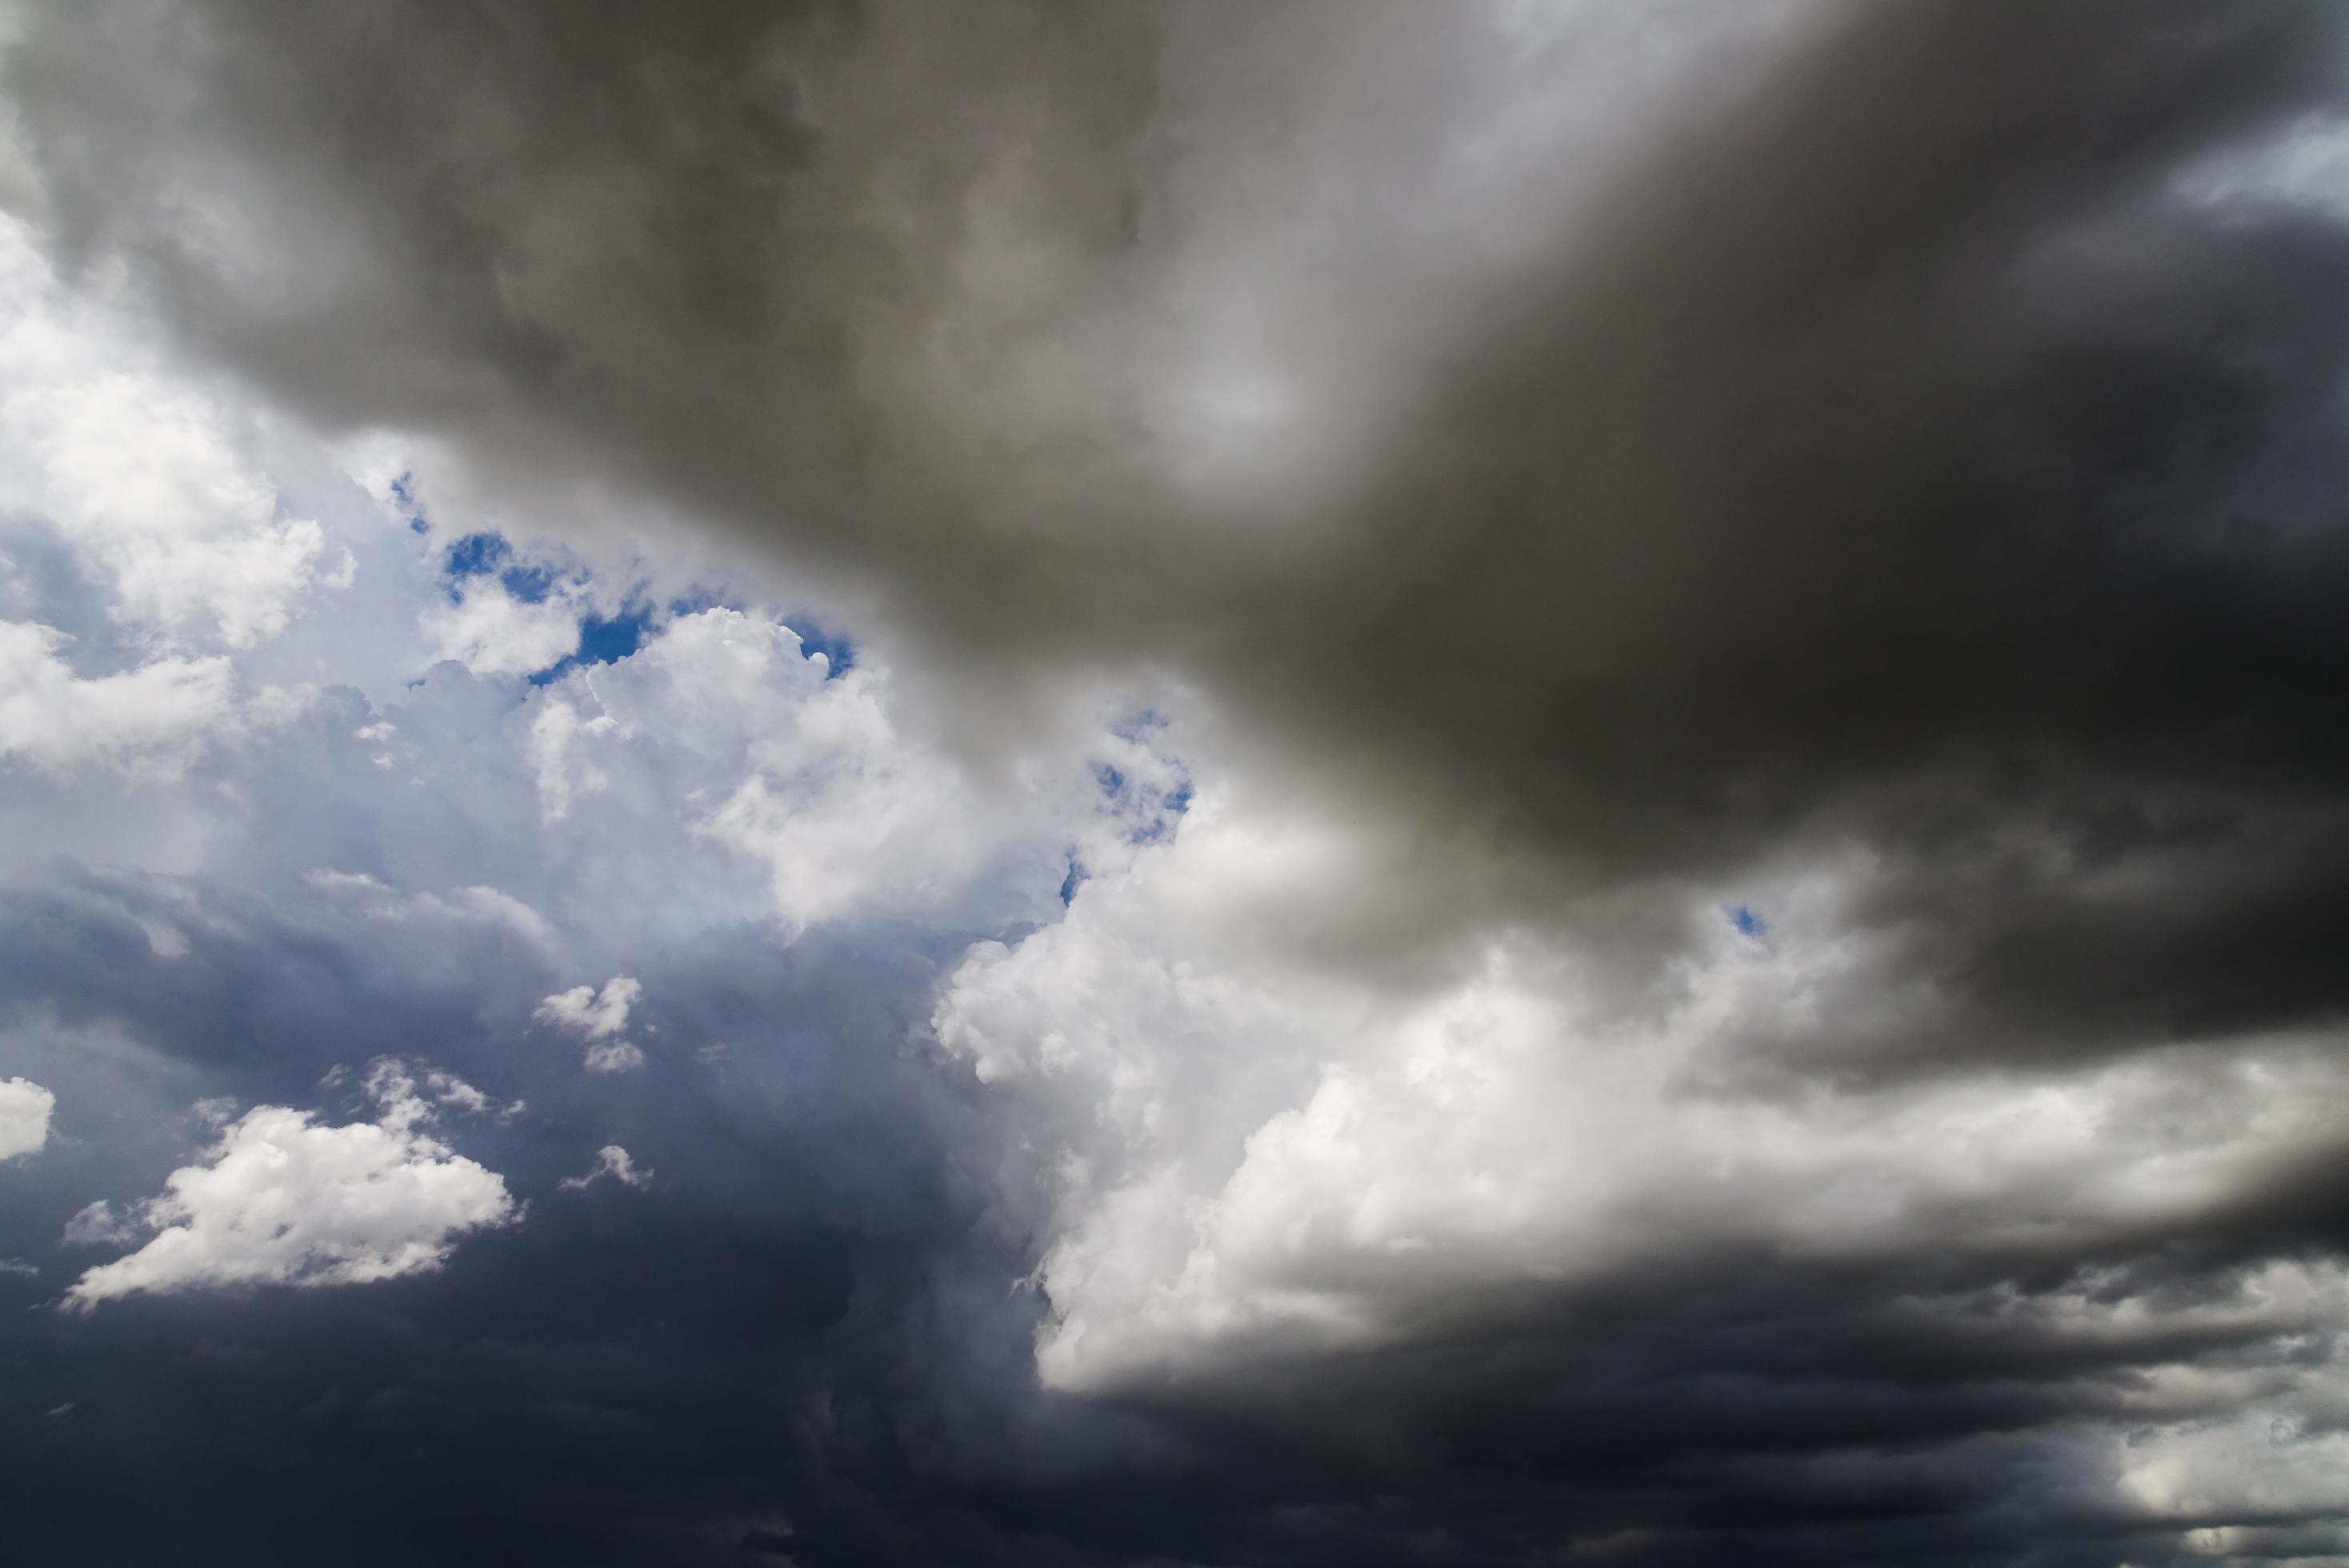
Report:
16,0,2349,940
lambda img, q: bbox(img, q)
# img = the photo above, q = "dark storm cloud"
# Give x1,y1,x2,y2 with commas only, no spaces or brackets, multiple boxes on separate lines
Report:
10,1,2349,978
8,2,2349,1564
0,859,1187,1567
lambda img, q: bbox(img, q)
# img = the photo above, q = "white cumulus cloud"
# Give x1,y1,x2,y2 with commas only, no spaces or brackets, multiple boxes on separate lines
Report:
534,974,640,1040
527,697,618,821
62,1069,516,1310
0,620,233,774
570,607,1006,935
537,975,645,1071
0,1075,54,1158
419,576,584,678
934,760,2349,1413
0,214,323,647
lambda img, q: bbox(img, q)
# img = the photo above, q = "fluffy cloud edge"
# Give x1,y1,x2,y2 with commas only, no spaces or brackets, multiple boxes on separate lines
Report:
62,1065,516,1311
0,1074,54,1159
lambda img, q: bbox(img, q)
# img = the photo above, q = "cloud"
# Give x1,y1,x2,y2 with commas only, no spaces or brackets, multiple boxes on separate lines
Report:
309,874,562,962
0,214,322,647
558,1145,651,1191
0,619,233,773
934,734,2349,1538
3,2,2349,1563
0,1074,52,1158
63,1073,516,1311
537,976,646,1071
640,609,1013,935
0,193,346,786
2174,110,2349,223
580,1040,644,1075
534,975,639,1042
60,1198,136,1246
362,1056,515,1123
526,698,616,821
418,575,585,678
12,2,2338,910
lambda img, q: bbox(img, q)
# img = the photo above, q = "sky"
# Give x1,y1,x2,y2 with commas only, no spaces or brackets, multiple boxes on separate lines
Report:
2,2,2348,1564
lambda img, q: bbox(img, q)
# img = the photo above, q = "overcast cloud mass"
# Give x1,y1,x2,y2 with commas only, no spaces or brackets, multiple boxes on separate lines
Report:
3,2,2349,1563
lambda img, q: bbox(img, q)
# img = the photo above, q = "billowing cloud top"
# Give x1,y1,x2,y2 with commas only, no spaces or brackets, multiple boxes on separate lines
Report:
2,3,2348,1565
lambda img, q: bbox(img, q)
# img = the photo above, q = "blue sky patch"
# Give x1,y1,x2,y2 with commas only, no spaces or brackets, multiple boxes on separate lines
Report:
499,560,559,604
442,530,509,579
1092,758,1193,847
1726,903,1767,940
387,471,430,534
442,530,560,604
665,586,742,618
783,618,854,678
530,603,656,686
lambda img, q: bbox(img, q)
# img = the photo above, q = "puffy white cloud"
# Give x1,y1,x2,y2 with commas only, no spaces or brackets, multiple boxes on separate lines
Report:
0,620,233,773
922,742,2349,1543
609,608,1008,934
62,1069,516,1310
360,1058,515,1123
581,1040,645,1074
536,975,644,1072
418,576,585,678
558,1145,652,1190
0,214,322,647
527,698,617,821
61,1198,137,1247
0,202,361,782
421,1071,490,1116
934,762,2349,1428
0,1074,54,1158
498,603,1102,941
534,974,639,1041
